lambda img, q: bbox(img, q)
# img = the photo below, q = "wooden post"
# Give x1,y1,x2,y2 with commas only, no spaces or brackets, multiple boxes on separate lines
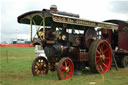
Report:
30,18,33,41
6,50,8,63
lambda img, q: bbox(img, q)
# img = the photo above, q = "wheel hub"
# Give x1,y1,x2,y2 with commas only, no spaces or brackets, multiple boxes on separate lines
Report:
100,53,105,60
38,66,42,70
65,67,70,72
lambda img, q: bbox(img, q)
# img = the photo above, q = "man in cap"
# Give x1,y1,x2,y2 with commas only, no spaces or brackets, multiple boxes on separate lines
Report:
50,5,57,13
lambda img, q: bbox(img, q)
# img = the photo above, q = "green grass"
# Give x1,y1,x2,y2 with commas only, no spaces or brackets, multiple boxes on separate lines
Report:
0,47,35,58
0,47,128,85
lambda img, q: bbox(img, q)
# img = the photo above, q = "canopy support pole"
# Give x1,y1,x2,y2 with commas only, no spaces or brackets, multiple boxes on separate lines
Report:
43,18,45,40
33,20,43,39
30,18,33,41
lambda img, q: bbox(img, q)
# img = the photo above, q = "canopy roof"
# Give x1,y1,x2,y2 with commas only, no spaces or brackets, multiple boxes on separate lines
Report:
104,20,128,25
17,9,118,30
104,19,128,32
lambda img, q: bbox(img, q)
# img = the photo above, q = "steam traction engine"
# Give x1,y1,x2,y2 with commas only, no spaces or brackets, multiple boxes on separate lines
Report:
17,6,119,80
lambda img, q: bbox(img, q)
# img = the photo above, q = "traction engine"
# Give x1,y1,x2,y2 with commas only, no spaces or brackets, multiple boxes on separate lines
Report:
17,5,120,80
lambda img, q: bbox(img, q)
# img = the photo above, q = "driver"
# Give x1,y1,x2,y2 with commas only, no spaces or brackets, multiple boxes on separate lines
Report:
50,5,58,13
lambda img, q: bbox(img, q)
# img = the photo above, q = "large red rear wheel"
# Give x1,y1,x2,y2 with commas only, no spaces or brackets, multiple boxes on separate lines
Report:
32,57,49,76
89,40,112,73
57,57,74,80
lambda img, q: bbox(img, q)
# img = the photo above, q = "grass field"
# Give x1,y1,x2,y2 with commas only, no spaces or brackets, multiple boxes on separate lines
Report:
0,47,128,85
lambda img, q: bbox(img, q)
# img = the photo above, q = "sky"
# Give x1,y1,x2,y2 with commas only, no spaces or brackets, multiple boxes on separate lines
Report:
0,0,128,43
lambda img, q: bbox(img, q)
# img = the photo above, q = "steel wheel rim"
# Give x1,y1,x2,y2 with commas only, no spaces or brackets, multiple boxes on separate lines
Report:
58,58,74,80
32,57,48,76
96,40,112,73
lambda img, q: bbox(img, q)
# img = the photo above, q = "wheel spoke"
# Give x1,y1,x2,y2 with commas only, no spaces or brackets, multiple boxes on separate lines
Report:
57,58,73,80
105,57,109,60
32,57,48,76
96,55,100,58
35,63,37,66
35,70,38,74
102,62,108,68
36,70,39,74
65,72,68,77
96,50,101,55
97,65,100,70
96,58,101,64
60,70,65,78
39,70,41,74
37,62,40,66
89,40,112,74
65,61,67,66
40,62,43,65
103,48,109,54
61,65,66,72
101,43,105,50
99,48,103,53
34,68,38,72
99,65,103,72
35,65,38,68
43,66,47,70
68,64,72,68
36,62,39,66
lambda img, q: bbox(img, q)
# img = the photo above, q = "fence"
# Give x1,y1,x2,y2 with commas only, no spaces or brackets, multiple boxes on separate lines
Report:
0,43,33,47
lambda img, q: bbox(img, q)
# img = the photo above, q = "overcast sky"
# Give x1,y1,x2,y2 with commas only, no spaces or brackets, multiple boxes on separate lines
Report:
0,0,128,43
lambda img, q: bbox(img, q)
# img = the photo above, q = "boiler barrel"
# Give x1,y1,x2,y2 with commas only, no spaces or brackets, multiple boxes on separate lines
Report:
44,45,79,58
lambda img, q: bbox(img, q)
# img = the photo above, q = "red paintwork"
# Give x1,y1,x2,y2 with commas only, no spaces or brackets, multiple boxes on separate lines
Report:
58,58,74,80
32,41,42,46
101,29,112,43
32,57,49,76
79,52,88,61
95,40,112,73
70,52,88,61
118,32,128,50
0,43,33,47
104,20,128,50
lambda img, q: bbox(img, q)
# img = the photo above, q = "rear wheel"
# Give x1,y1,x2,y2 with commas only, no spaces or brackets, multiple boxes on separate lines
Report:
89,40,112,73
57,57,74,80
32,56,49,76
121,56,128,68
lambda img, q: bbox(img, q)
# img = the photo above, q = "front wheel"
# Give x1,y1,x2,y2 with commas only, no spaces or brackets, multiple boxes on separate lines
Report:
57,57,74,80
32,56,49,76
